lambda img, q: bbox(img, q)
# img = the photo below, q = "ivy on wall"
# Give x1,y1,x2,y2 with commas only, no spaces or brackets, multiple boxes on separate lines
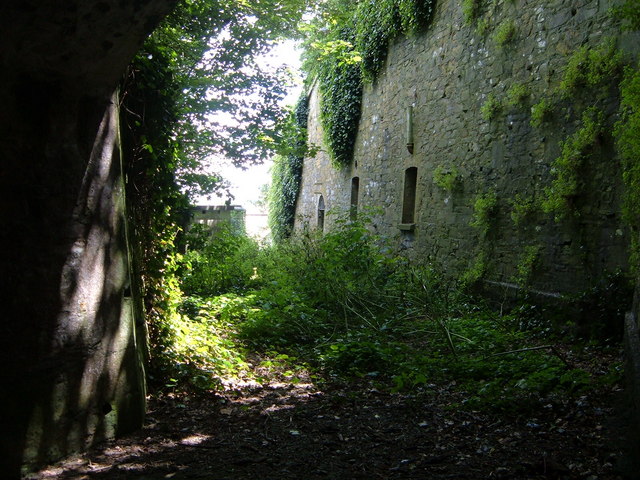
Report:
302,0,436,168
268,94,309,241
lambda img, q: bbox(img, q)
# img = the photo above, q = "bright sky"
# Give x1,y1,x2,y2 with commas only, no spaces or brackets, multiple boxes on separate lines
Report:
198,41,303,221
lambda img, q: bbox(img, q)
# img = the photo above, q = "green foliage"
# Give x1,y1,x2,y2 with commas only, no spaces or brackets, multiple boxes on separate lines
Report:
158,214,611,414
355,0,400,82
354,0,436,80
121,0,311,388
461,0,480,24
181,224,261,297
514,244,542,286
510,193,536,226
530,98,554,128
268,94,309,241
558,41,623,99
480,93,502,121
318,38,364,167
542,107,604,220
302,0,435,166
460,250,488,286
611,0,640,31
475,17,490,36
397,0,437,34
433,165,461,192
470,189,498,237
153,295,252,391
506,82,530,107
493,20,516,47
614,65,640,272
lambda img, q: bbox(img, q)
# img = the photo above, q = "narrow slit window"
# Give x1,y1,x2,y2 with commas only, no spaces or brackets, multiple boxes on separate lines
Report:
401,167,417,224
350,177,360,220
317,195,325,231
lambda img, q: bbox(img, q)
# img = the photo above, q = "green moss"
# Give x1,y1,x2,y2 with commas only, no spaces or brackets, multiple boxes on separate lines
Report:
433,165,461,192
530,99,554,128
493,20,516,47
481,93,502,121
542,107,604,221
506,82,530,108
558,41,623,99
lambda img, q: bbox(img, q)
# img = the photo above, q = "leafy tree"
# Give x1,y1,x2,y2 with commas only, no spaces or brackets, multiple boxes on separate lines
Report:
119,0,311,380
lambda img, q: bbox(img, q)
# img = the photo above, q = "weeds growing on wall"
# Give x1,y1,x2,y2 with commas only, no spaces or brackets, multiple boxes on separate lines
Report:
480,93,502,121
506,82,529,108
433,165,461,192
470,189,498,237
615,65,640,272
461,0,480,24
558,41,623,99
530,99,554,128
542,107,604,221
493,20,516,47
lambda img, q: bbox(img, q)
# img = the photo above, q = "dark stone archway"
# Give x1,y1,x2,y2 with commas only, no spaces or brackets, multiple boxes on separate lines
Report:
0,1,176,476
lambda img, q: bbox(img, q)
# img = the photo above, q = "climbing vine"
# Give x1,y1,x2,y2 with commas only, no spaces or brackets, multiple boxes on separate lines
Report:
268,94,310,241
302,0,436,167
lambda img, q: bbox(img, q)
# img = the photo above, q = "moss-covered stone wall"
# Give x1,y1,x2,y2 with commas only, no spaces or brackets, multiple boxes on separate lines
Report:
296,0,638,297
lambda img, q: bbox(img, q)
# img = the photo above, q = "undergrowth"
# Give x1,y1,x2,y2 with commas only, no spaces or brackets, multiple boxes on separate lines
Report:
154,215,622,413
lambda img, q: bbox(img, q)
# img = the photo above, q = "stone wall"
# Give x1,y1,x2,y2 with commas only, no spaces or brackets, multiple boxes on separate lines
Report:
0,1,175,476
296,0,638,298
191,205,247,236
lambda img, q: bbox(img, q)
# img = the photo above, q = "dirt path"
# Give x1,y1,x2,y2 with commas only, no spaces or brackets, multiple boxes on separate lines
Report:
26,367,629,480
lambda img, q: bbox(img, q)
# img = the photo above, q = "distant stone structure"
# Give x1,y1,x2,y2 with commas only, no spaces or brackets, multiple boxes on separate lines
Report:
295,0,637,299
191,204,247,236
